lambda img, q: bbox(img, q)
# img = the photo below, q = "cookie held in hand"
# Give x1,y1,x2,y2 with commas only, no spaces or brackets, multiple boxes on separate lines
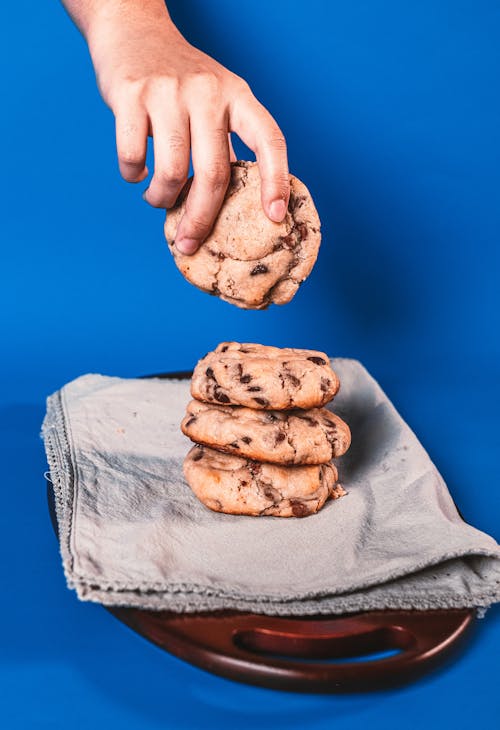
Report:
191,342,340,410
165,161,321,309
183,445,345,517
181,399,351,465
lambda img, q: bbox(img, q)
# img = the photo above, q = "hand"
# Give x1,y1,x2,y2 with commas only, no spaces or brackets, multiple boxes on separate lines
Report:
87,4,289,254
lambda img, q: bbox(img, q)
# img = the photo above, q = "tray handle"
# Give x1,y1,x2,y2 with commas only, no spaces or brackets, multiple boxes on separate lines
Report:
115,606,475,692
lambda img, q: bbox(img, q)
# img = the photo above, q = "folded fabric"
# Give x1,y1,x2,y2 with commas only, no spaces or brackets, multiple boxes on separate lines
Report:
41,359,500,615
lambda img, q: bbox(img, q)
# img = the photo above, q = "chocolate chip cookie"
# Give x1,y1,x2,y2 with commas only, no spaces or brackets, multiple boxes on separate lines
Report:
191,342,339,410
181,399,351,465
183,445,346,517
164,161,321,309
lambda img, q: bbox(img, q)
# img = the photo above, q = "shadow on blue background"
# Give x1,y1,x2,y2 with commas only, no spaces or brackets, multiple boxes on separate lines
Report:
1,1,499,727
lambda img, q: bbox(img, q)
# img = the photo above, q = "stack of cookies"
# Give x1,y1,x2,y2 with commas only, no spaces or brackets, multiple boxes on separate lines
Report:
181,342,351,518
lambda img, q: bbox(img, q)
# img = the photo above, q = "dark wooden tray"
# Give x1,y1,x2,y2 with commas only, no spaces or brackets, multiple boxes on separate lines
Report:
45,371,475,693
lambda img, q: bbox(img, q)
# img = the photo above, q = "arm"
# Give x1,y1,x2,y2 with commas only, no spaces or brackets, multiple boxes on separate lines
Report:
61,0,290,254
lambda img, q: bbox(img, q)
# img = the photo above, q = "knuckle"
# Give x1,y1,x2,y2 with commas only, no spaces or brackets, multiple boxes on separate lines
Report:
166,132,187,154
156,166,187,189
117,119,141,139
112,78,146,106
231,74,252,97
274,182,290,199
271,171,290,189
186,70,221,98
184,214,211,236
202,162,230,189
124,77,147,96
119,148,143,166
151,74,179,94
144,75,181,104
236,75,250,91
266,134,287,154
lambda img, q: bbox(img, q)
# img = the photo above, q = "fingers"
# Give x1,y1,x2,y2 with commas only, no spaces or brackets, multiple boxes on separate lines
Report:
174,116,231,255
143,108,190,209
115,105,149,183
114,72,288,262
230,92,289,222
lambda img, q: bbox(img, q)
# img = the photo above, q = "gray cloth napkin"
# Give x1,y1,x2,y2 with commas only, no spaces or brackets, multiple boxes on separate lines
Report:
42,359,500,616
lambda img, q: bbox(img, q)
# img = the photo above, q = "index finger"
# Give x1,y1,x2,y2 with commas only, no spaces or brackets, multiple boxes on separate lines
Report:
230,93,289,222
174,116,231,255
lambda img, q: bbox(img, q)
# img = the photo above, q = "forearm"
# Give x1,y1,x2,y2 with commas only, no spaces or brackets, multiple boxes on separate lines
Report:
61,0,187,107
61,0,172,41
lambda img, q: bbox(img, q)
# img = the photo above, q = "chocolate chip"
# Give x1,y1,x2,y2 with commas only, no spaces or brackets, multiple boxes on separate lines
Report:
263,486,279,502
266,412,278,422
241,436,252,444
303,416,319,427
307,356,327,366
214,390,230,403
250,263,269,276
289,194,306,213
326,432,338,447
240,480,248,486
286,373,301,387
229,441,240,449
275,432,286,443
290,500,311,517
320,377,331,393
236,363,243,377
254,397,269,407
296,222,308,240
192,448,203,462
247,386,261,392
240,374,252,383
221,345,229,352
278,234,295,249
184,416,197,428
206,367,215,378
248,462,262,476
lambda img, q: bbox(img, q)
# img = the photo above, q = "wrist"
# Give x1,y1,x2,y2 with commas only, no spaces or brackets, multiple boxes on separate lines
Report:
86,0,177,53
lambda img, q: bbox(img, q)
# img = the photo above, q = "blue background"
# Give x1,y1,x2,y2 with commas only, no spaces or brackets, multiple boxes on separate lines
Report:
1,0,499,727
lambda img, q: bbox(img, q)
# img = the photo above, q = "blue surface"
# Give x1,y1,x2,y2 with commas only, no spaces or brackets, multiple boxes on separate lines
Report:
1,1,499,727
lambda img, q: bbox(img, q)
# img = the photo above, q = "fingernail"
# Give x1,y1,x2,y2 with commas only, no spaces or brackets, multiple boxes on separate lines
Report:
175,237,199,255
269,199,287,222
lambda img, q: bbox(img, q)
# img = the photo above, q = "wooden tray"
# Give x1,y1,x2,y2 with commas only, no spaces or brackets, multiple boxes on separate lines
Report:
45,371,476,693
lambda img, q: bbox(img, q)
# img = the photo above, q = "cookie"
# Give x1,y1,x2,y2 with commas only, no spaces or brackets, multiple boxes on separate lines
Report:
183,445,346,517
191,342,339,410
181,399,351,465
164,161,321,309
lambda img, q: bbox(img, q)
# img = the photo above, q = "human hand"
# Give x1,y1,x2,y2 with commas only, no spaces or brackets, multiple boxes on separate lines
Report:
86,2,289,254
